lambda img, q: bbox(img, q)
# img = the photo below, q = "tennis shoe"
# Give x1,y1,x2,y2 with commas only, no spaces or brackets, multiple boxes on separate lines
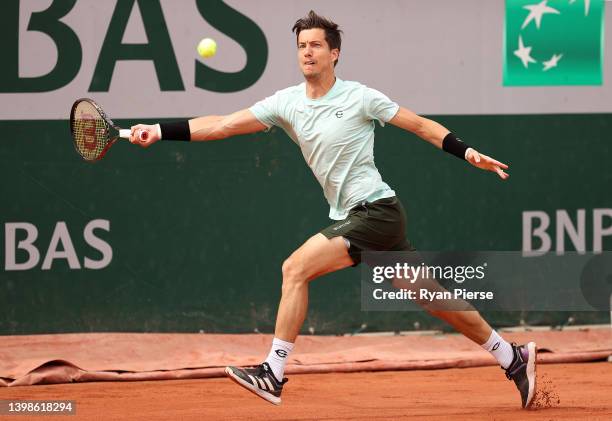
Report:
504,342,537,409
225,362,287,405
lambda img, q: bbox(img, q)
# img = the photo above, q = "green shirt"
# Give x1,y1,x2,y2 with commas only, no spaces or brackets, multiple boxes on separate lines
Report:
250,78,398,220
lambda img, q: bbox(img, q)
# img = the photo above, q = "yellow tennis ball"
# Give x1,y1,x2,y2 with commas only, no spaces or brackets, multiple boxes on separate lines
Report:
197,38,217,58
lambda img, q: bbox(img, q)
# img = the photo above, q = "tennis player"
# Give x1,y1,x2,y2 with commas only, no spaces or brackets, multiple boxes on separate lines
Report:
130,11,537,409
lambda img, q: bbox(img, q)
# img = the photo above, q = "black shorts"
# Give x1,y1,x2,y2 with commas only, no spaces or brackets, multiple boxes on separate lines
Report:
320,196,416,265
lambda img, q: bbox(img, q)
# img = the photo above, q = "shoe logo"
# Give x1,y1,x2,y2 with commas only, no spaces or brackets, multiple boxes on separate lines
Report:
275,349,288,358
492,342,500,351
335,110,344,118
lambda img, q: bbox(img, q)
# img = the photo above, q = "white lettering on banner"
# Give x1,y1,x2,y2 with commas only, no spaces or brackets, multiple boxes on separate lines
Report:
4,223,40,270
42,222,81,270
2,0,612,119
522,211,550,256
3,219,112,271
556,209,586,255
83,219,112,269
593,209,612,253
522,209,612,255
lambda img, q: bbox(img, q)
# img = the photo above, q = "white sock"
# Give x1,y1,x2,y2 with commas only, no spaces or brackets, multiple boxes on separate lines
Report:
264,337,294,381
481,330,514,369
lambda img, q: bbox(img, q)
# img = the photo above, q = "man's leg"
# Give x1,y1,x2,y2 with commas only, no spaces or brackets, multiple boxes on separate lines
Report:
391,275,493,344
226,233,353,404
429,310,492,344
397,274,537,409
275,233,354,342
432,309,537,408
426,309,517,380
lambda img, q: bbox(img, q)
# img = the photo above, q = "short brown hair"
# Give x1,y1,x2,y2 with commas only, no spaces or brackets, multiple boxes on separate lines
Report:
292,10,343,66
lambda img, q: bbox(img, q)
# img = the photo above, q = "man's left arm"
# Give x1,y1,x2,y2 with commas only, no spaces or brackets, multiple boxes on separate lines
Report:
389,107,509,180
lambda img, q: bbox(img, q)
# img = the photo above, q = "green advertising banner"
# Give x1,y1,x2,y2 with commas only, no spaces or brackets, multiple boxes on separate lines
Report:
2,115,611,334
504,0,605,86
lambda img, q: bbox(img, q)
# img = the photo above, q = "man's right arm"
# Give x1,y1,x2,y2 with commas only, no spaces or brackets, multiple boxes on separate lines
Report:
130,109,267,147
190,109,268,141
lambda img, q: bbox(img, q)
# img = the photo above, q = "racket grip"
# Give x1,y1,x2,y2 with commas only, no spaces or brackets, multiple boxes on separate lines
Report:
119,129,148,141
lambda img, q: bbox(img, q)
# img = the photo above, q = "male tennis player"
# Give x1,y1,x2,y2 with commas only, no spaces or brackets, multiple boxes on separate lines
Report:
130,11,537,409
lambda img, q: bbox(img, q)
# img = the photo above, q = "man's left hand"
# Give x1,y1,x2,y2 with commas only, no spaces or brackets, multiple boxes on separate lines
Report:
465,148,509,180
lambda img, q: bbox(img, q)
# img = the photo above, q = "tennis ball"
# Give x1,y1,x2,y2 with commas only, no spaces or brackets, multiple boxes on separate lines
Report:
197,38,217,58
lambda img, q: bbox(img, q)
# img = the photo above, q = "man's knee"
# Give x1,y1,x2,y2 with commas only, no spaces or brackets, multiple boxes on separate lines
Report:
281,255,307,288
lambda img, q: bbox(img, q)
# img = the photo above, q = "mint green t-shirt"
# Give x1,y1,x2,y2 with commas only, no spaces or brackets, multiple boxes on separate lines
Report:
250,78,398,220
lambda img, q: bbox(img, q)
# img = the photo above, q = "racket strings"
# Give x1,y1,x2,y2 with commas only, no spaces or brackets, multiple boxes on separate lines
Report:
71,102,109,161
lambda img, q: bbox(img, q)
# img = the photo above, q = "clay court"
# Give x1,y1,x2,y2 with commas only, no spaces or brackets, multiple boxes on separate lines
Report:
1,330,611,419
1,362,611,420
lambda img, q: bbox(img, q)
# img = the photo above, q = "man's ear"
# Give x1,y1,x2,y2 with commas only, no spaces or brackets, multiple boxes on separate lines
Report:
331,48,340,63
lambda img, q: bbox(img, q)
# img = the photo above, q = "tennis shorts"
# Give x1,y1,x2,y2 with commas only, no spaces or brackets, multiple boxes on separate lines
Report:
320,196,416,265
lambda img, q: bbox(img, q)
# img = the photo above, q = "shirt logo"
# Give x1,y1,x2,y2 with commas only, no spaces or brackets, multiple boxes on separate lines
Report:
335,110,344,118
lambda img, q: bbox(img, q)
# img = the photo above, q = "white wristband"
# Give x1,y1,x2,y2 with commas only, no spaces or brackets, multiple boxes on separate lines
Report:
155,123,162,140
464,147,474,160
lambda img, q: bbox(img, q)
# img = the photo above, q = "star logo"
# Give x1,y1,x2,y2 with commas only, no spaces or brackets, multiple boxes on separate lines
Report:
521,0,560,29
569,0,591,16
503,0,604,86
514,36,537,68
543,53,563,71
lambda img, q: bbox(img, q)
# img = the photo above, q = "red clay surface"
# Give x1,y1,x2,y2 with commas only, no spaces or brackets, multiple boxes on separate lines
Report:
1,362,610,420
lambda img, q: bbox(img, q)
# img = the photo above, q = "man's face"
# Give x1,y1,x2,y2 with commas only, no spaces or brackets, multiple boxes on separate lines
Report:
297,28,339,79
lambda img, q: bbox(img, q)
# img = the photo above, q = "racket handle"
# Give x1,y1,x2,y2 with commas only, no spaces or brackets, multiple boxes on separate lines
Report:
119,129,148,141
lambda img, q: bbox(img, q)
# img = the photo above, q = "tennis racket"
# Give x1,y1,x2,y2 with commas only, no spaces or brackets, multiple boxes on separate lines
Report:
69,98,147,161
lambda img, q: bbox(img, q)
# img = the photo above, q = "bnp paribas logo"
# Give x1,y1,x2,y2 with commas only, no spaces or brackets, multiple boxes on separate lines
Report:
503,0,605,86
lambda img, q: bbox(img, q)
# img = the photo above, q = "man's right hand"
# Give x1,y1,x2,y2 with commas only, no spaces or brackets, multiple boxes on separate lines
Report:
129,124,161,147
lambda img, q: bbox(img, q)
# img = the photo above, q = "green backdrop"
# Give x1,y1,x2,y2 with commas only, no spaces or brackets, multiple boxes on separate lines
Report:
1,114,611,334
